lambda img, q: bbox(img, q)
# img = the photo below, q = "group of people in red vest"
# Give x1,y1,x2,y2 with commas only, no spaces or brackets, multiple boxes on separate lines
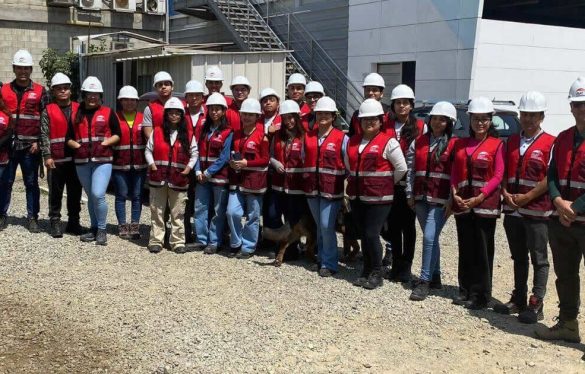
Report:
1,48,585,344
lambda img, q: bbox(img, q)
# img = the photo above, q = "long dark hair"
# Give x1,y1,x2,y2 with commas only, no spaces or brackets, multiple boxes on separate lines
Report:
391,98,419,145
278,113,305,142
428,115,455,163
427,115,454,139
468,114,499,139
202,107,228,136
163,110,190,155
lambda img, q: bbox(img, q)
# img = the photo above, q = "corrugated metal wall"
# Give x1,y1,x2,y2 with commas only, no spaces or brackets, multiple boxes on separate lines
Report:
84,54,118,109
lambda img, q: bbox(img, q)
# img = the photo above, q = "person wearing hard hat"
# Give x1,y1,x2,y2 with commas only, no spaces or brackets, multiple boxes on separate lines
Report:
286,73,311,120
145,97,199,254
203,65,233,106
66,76,121,246
224,75,252,133
382,84,426,284
259,88,281,136
303,96,348,277
0,94,14,231
0,50,49,233
404,101,458,300
183,79,206,244
349,72,391,137
142,71,174,139
535,78,585,343
111,85,147,241
304,81,325,131
191,92,234,254
451,97,504,310
226,98,269,259
345,99,407,289
38,73,83,238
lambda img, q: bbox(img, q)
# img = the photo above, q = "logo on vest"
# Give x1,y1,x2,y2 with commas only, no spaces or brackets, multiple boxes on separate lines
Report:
96,115,106,122
28,92,37,100
326,143,336,151
291,142,301,151
369,145,380,153
530,149,544,162
246,141,256,149
477,151,490,161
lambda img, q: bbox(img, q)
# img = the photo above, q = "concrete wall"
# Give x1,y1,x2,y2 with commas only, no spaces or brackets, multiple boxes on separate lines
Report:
347,0,481,101
471,19,585,135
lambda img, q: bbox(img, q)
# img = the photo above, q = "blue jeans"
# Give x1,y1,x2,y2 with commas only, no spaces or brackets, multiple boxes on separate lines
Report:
227,191,263,253
76,162,112,230
194,182,228,246
307,197,342,272
414,202,446,282
0,149,40,219
112,169,146,224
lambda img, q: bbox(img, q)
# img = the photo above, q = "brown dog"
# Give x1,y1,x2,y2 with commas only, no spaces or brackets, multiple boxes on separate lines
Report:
337,198,361,263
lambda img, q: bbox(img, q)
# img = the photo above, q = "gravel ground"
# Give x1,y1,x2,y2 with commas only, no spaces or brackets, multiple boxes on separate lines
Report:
1,177,585,373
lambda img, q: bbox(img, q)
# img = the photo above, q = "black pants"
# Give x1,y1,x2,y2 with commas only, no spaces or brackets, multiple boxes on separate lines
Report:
184,173,196,243
548,218,585,321
47,161,82,222
503,215,549,299
455,212,497,303
384,185,416,270
351,200,392,275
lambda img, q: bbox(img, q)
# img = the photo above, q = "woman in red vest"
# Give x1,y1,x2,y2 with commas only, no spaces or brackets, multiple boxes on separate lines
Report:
0,93,13,231
145,97,198,254
112,86,147,240
192,93,233,254
304,97,347,277
66,76,120,246
451,97,504,310
405,102,458,301
346,99,407,289
226,98,269,259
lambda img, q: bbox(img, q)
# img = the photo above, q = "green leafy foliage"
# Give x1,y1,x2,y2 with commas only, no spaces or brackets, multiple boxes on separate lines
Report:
39,49,81,101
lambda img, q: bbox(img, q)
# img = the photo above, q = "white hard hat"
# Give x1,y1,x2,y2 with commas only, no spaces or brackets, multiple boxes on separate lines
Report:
240,98,262,114
206,92,228,108
185,80,204,94
164,97,185,113
362,73,385,88
467,97,495,114
153,71,173,87
390,84,415,100
429,101,457,121
81,76,103,93
230,75,251,89
305,81,325,95
568,77,585,102
50,72,72,88
358,99,384,118
117,85,139,100
259,87,280,101
287,73,307,87
314,96,337,112
12,49,33,67
519,91,547,112
279,100,301,115
205,65,224,81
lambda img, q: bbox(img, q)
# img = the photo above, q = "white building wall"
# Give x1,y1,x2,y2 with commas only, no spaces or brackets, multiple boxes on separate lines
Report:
471,19,585,135
347,0,481,102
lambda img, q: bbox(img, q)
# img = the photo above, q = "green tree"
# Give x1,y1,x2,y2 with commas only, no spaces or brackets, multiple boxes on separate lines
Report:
39,49,81,101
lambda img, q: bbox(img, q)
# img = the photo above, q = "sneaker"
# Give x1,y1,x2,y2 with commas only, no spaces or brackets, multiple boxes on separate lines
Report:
353,270,371,287
535,318,580,343
28,218,40,234
235,251,254,260
318,268,335,278
203,245,218,255
95,229,107,246
363,271,383,290
518,295,544,324
429,274,443,290
50,219,63,238
118,224,130,239
186,242,207,251
493,291,527,315
174,246,187,254
148,244,163,253
129,223,141,240
65,221,83,235
464,298,488,310
453,291,469,306
0,215,7,231
410,280,430,301
228,246,241,258
80,229,97,242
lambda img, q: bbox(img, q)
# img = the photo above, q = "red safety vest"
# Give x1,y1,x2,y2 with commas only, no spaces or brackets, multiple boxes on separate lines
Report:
261,113,282,134
0,112,10,165
383,118,425,154
229,124,269,194
148,127,191,191
412,134,457,205
451,137,503,218
1,82,43,141
553,126,585,224
112,111,147,171
346,132,395,204
271,132,305,194
46,102,79,163
303,128,346,199
504,132,555,219
198,127,233,185
147,100,165,129
185,105,206,143
74,106,114,164
226,102,242,133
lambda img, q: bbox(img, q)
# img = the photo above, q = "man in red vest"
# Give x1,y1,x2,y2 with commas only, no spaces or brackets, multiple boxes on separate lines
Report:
39,73,83,238
536,77,585,343
0,50,49,233
142,71,174,139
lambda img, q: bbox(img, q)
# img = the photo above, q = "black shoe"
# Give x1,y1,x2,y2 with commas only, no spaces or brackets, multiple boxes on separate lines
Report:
353,276,368,287
65,221,83,235
464,298,488,310
228,246,241,258
203,245,218,255
518,295,544,324
80,229,97,242
186,242,207,251
0,215,7,231
28,218,40,233
363,271,383,290
95,229,107,246
397,265,412,284
50,219,63,238
453,292,469,306
236,251,254,260
410,280,430,301
174,246,187,254
493,291,527,315
318,268,335,278
148,244,163,253
429,274,443,290
383,265,399,281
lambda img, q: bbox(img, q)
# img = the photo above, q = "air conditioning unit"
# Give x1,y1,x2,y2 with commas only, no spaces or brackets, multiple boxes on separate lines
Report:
47,0,76,7
78,0,102,10
111,41,134,50
144,0,165,15
113,0,136,12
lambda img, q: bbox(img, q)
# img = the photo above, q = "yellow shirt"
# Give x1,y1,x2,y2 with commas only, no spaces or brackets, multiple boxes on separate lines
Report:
123,112,136,128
